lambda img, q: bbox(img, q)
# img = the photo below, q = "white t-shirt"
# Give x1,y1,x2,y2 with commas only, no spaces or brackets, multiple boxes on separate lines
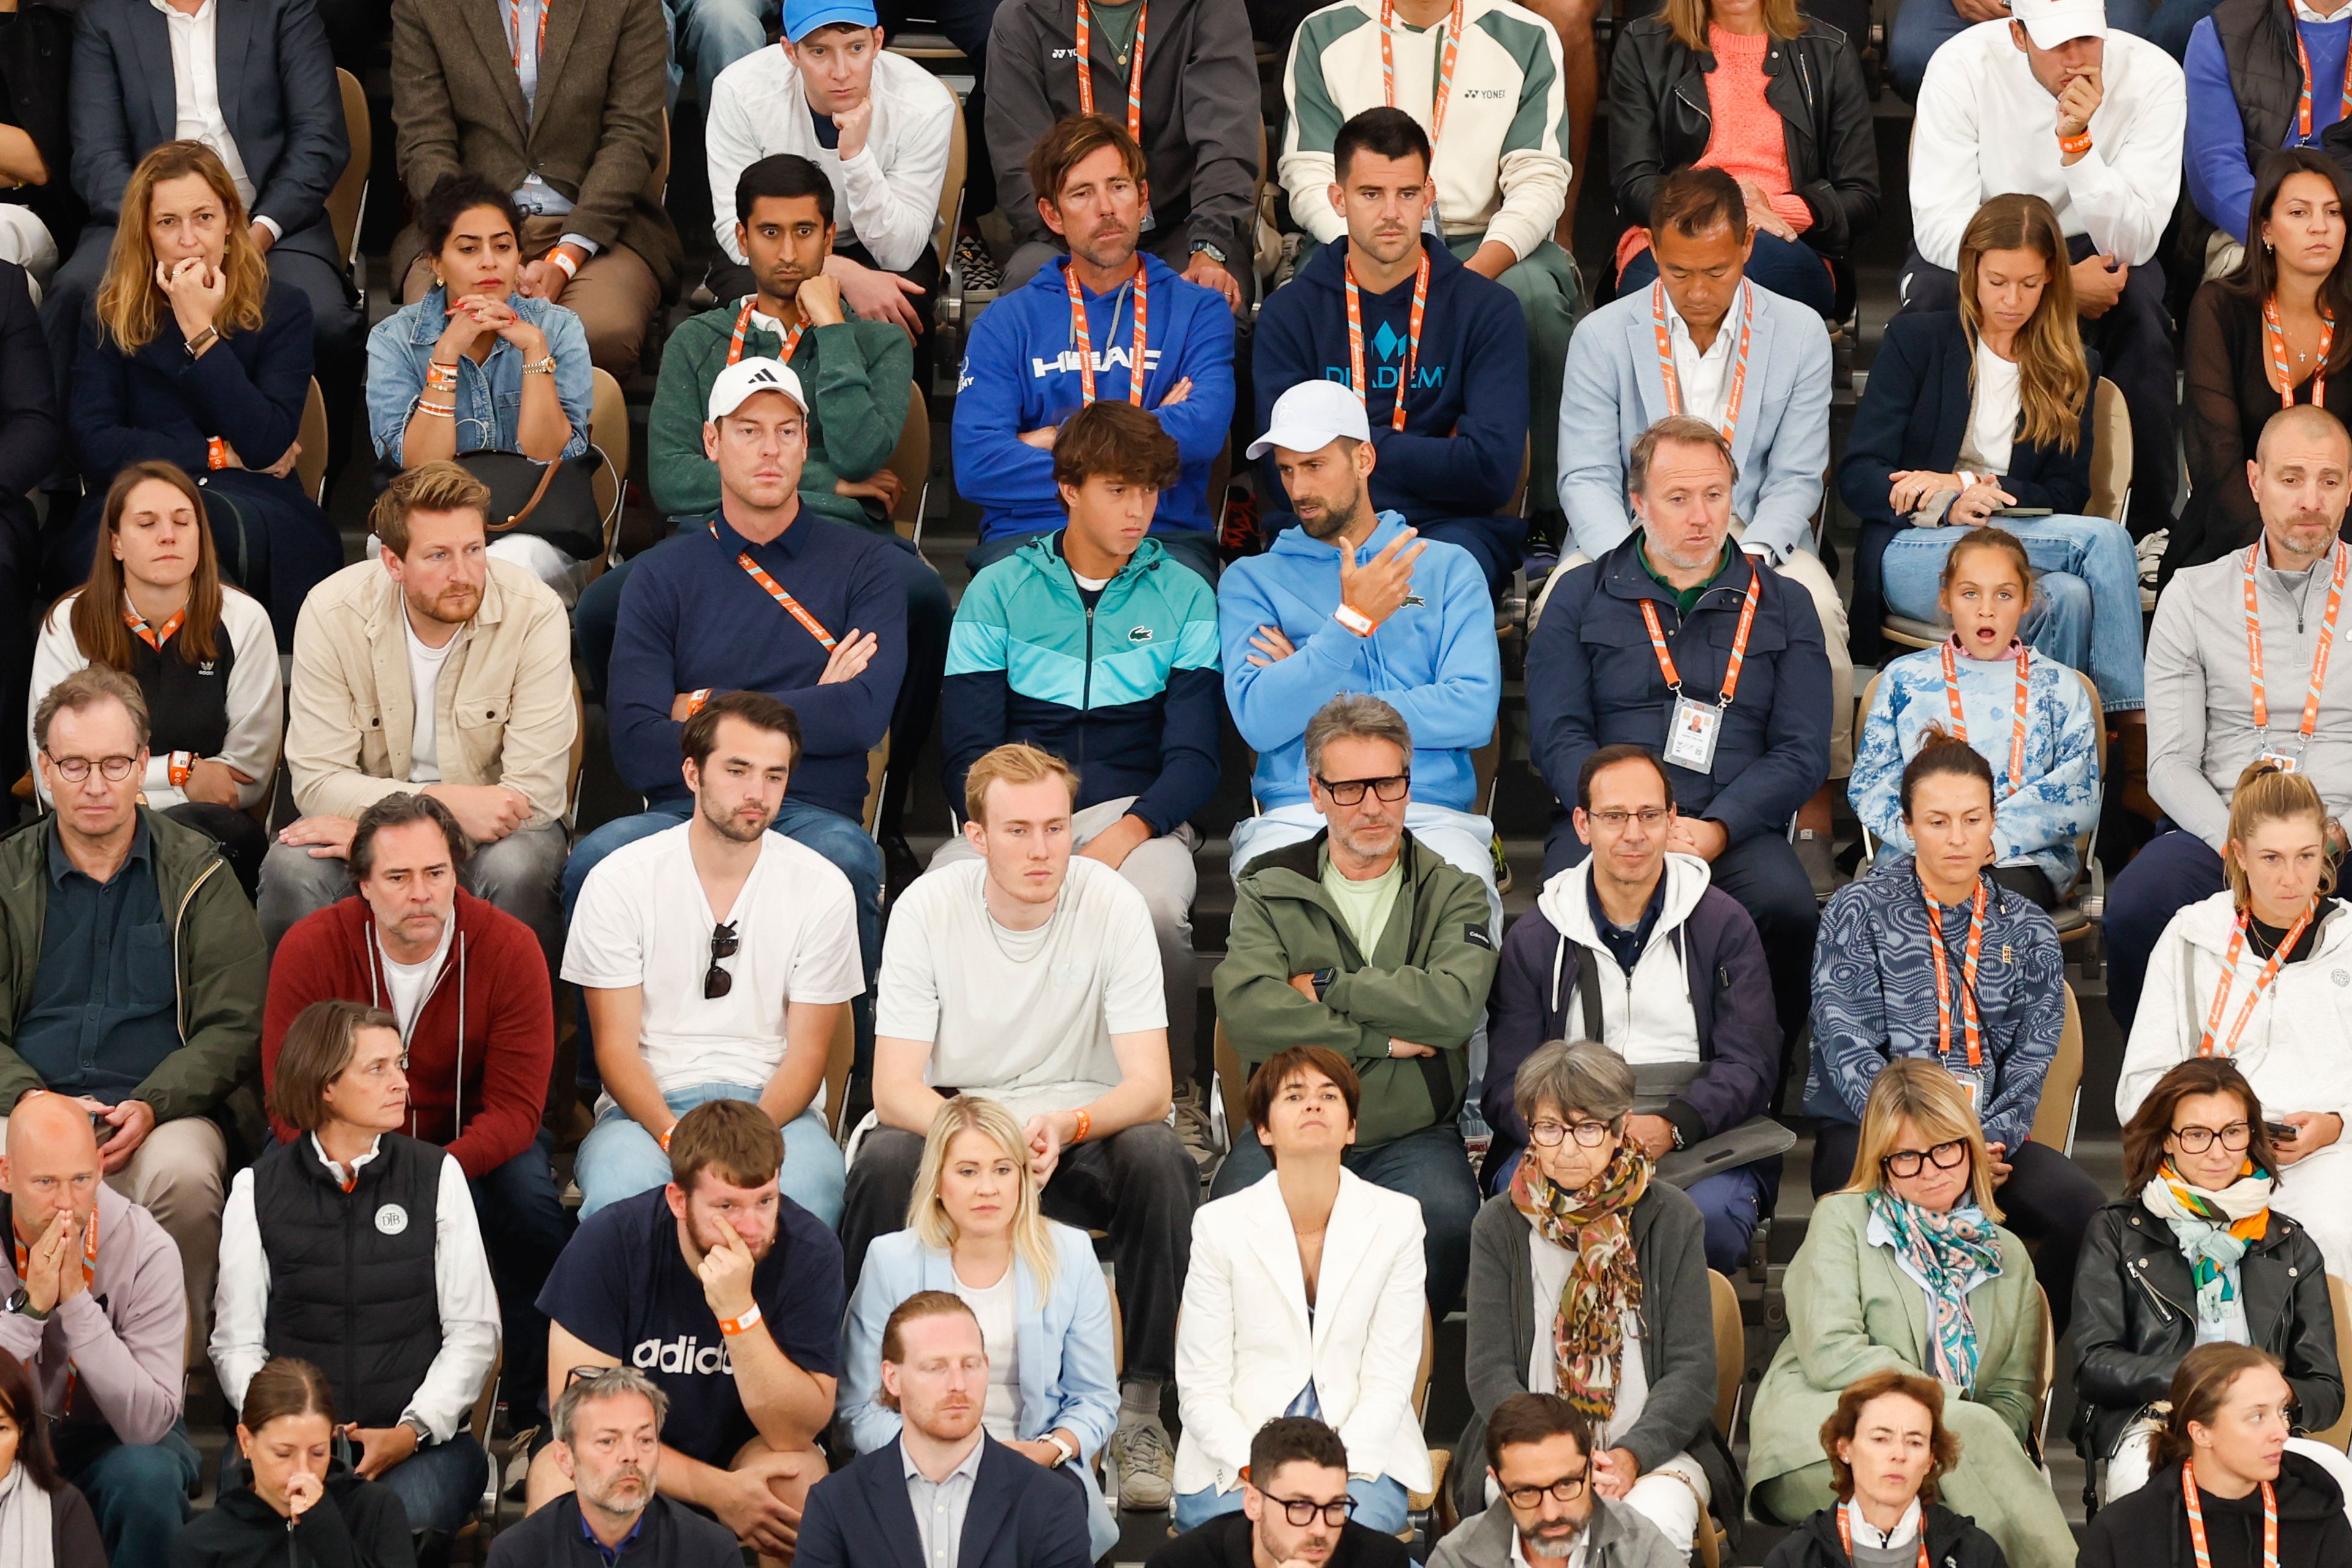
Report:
1959,341,2022,477
562,823,864,1106
876,858,1166,1123
403,614,461,784
955,1266,1023,1440
379,919,456,1040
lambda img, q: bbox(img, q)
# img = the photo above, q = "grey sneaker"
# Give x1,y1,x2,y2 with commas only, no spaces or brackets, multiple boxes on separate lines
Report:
1172,1080,1219,1172
1111,1418,1175,1510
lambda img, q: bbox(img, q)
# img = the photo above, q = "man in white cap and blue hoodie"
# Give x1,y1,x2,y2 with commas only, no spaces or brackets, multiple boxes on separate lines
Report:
1219,380,1502,905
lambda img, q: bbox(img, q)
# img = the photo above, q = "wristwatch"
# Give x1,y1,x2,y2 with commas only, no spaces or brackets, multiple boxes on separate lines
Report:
1044,1433,1078,1467
1189,241,1227,266
1311,968,1336,1001
4,1287,48,1322
400,1414,432,1447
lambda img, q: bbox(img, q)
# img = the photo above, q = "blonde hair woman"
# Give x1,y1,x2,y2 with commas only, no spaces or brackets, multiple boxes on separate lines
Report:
2119,761,2352,1280
1744,1061,2078,1568
838,1096,1120,1558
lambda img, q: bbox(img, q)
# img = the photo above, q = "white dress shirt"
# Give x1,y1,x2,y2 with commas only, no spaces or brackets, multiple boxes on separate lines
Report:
148,0,279,240
1910,20,2185,271
1661,281,1744,434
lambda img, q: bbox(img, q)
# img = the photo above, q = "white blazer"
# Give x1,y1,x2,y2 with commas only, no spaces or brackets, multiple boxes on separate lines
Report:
1173,1167,1432,1496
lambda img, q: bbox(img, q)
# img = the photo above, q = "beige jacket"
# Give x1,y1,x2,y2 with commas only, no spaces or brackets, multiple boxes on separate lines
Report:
285,559,575,826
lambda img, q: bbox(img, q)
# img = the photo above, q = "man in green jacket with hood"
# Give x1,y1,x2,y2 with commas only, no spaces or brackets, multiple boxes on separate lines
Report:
0,666,266,1352
1211,692,1496,1313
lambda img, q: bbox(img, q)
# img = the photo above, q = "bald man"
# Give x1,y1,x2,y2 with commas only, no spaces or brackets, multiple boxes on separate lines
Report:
2107,404,2352,1033
0,1091,197,1561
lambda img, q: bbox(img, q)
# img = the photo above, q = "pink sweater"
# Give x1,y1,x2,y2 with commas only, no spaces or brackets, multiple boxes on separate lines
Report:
1616,25,1815,274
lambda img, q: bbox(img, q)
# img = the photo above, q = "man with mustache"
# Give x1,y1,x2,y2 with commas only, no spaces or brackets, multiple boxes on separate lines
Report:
1147,1416,1411,1567
1254,108,1531,600
485,1366,741,1567
1428,1393,1685,1568
263,462,578,966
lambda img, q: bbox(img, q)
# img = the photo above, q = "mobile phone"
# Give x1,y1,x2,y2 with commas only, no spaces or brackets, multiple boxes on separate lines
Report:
2266,1119,2299,1142
1993,507,2053,518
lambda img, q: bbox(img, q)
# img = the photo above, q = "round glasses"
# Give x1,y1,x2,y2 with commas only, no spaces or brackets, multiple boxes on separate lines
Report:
43,754,137,783
1528,1118,1613,1148
1880,1139,1969,1178
2170,1121,2253,1155
1501,1472,1589,1507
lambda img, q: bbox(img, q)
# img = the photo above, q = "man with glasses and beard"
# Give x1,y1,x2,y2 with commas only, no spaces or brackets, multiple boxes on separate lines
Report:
562,690,861,1224
488,1367,740,1566
1433,1395,1686,1568
1148,1417,1411,1567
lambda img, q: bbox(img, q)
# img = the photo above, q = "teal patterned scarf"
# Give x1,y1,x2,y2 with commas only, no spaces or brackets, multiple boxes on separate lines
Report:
1868,1188,2004,1390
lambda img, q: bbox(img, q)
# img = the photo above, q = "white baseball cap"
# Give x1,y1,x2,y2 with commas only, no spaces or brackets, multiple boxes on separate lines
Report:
1246,379,1373,460
706,356,807,422
2011,0,2105,49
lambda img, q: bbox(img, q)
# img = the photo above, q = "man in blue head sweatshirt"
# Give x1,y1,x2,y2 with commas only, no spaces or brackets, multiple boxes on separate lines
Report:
1221,380,1503,910
952,113,1235,585
1253,107,1531,600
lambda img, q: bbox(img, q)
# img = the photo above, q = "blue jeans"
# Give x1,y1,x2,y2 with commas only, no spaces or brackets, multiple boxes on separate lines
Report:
1618,230,1838,318
1211,1121,1482,1314
55,1419,199,1564
1485,1149,1774,1275
663,0,771,105
1890,0,2150,98
578,1084,845,1225
1879,514,2147,713
471,1126,571,1408
377,1433,490,1536
1173,1476,1412,1535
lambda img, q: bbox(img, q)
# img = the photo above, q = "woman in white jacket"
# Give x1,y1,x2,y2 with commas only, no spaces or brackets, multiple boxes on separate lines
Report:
1172,1044,1430,1534
2119,760,2352,1278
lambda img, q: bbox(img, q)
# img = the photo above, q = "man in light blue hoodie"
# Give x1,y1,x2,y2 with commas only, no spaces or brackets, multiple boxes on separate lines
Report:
1220,380,1502,905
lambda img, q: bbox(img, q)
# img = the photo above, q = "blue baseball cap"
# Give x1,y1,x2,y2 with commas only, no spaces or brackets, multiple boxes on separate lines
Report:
783,0,878,39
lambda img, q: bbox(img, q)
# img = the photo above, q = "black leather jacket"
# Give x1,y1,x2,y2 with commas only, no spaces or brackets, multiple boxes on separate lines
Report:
1606,15,1879,260
2071,1196,2344,1461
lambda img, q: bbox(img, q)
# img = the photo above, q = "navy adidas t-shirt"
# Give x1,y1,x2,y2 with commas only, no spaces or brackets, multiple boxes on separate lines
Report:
536,1187,845,1465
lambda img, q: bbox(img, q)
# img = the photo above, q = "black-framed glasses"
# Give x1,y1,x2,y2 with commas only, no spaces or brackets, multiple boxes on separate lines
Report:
42,753,137,783
2172,1121,2254,1155
1528,1118,1613,1148
1263,1492,1356,1528
1881,1139,1969,1178
1314,772,1410,805
704,921,740,1000
1501,1471,1589,1507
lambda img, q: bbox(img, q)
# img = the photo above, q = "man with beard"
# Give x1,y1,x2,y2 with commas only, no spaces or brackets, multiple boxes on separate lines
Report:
796,1293,1093,1568
264,462,578,963
1211,695,1497,1316
1429,1395,1686,1568
486,1366,741,1567
564,692,861,1223
1219,380,1502,904
530,1099,845,1563
1147,1417,1411,1568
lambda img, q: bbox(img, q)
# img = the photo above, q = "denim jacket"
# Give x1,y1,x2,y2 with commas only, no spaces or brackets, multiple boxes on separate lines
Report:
364,287,592,464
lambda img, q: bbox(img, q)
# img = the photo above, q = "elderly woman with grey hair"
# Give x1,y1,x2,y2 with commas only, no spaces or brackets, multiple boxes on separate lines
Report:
1453,1040,1735,1553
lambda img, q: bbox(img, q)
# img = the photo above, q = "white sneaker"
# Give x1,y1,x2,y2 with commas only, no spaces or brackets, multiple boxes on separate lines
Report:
1111,1419,1175,1510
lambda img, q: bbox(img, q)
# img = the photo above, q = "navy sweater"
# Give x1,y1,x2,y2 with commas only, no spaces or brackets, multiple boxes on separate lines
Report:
606,508,908,821
1251,234,1528,524
73,277,314,484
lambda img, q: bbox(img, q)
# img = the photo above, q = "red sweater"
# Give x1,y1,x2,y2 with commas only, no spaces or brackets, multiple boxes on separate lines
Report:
262,891,554,1177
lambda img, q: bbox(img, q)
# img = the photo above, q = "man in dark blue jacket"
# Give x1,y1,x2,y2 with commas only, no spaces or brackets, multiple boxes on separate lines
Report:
1528,415,1830,1068
1253,107,1529,598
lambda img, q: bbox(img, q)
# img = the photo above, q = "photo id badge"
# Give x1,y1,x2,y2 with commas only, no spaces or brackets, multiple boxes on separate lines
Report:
1943,1064,1983,1109
2258,750,2302,774
1663,696,1724,772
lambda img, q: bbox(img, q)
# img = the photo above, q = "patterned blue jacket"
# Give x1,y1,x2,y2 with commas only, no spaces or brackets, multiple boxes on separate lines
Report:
1806,856,2066,1152
1849,643,2102,891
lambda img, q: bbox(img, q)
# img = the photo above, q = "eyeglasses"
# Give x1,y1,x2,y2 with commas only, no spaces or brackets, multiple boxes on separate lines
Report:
1262,1492,1356,1527
43,753,137,783
1586,808,1670,830
1881,1139,1969,1178
1314,772,1409,806
1528,1118,1613,1148
1501,1472,1589,1507
704,921,740,1000
2172,1121,2254,1155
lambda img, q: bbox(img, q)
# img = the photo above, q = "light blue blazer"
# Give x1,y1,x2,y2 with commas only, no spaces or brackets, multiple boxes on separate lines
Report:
1556,277,1834,565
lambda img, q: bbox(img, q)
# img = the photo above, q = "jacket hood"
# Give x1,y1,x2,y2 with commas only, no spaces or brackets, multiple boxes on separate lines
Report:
1535,851,1713,945
2168,889,2352,960
1263,508,1414,565
1295,230,1469,300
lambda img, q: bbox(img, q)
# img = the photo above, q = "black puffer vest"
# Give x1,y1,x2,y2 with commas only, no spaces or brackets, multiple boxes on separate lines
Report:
2213,0,2306,186
252,1133,442,1429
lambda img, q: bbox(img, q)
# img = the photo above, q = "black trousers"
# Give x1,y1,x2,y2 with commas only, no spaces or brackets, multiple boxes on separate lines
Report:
1898,236,2177,527
1811,1118,2105,1335
840,1121,1197,1382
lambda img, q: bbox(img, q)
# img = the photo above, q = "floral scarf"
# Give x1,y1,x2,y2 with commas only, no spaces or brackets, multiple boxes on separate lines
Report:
1510,1143,1652,1421
2141,1161,2274,1325
1867,1188,2004,1390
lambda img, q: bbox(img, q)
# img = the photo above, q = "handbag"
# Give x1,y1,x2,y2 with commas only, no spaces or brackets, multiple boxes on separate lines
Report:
453,449,606,562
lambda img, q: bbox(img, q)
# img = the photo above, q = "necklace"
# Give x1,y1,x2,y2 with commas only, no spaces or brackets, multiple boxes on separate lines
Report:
981,881,1062,962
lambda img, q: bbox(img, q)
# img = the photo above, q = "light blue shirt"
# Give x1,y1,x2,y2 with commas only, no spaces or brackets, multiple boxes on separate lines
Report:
903,1435,986,1568
365,286,592,464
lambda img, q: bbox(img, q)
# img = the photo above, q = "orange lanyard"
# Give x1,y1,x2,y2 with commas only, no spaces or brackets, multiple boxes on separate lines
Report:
1380,0,1463,198
1636,567,1762,707
1836,1506,1929,1568
123,601,186,652
708,522,837,650
2294,9,2352,141
2263,293,2332,409
2199,902,2317,1057
12,1210,98,1412
1343,249,1431,433
1651,282,1754,448
2243,539,2348,742
1065,260,1148,407
1072,0,1148,145
1940,640,2031,799
2182,1461,2277,1568
509,0,548,77
726,299,804,370
1924,878,1988,1069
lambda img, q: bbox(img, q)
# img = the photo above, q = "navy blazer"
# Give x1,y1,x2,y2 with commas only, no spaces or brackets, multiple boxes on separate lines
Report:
71,275,311,485
69,0,347,271
793,1436,1095,1568
1836,310,2100,663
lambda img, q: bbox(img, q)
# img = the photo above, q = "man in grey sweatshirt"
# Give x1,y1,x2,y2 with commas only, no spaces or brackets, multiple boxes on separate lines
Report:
0,1091,195,1562
2108,404,2352,1031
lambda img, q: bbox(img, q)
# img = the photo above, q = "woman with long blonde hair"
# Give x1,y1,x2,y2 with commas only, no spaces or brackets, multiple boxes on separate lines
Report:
838,1096,1119,1557
67,140,337,643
